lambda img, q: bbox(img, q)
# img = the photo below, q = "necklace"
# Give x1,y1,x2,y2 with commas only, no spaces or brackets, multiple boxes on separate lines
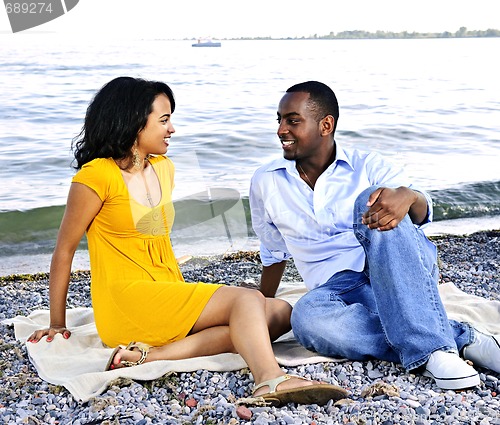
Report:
297,163,314,189
140,162,155,208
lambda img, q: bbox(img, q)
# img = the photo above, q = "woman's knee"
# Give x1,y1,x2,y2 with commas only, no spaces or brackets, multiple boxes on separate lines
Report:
195,286,266,331
219,285,266,304
242,287,266,304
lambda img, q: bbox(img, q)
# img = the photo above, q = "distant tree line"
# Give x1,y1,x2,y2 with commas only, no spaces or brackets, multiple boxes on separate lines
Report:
234,27,500,40
314,27,500,39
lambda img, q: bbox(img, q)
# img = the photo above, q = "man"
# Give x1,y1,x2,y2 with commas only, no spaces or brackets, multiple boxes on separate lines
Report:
249,81,499,390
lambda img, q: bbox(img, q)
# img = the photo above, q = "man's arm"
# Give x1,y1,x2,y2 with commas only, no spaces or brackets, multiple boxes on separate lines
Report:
260,260,287,298
407,189,429,225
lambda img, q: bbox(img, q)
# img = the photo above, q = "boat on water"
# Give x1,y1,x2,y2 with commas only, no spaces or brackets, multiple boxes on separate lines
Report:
192,39,221,47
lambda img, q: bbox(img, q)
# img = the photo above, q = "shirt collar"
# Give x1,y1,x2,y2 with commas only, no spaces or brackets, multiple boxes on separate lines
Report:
263,141,355,173
332,142,355,171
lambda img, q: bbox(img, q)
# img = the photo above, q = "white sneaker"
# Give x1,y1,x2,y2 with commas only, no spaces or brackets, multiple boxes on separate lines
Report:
423,350,480,390
463,330,500,373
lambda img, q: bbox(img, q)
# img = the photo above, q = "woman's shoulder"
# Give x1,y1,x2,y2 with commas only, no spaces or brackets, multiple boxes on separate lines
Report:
74,158,117,182
73,158,121,199
80,157,116,170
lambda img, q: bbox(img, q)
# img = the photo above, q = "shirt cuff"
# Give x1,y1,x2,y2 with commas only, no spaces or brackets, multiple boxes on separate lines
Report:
259,243,291,266
411,188,434,226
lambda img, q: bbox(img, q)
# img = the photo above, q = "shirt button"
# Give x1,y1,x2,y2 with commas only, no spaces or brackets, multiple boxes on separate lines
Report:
152,227,159,235
153,211,160,221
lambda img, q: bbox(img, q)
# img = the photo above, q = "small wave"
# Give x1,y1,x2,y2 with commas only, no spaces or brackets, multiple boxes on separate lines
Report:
1,181,499,257
431,180,500,221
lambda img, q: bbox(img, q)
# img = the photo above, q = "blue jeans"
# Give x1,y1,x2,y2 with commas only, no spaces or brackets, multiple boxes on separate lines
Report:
291,186,473,370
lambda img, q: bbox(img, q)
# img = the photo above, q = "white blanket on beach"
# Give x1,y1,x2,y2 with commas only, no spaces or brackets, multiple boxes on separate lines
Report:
3,282,500,403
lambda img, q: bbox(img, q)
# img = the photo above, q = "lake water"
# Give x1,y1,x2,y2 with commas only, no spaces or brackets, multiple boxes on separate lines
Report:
0,35,499,275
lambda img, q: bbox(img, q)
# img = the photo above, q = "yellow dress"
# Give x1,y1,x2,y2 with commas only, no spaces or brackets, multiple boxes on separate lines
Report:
72,156,222,347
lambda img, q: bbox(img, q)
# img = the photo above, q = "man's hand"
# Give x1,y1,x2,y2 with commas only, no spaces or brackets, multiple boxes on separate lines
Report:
362,187,418,231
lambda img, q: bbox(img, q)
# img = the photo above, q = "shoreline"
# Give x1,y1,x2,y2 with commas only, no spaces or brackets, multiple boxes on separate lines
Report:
1,215,500,278
0,230,499,423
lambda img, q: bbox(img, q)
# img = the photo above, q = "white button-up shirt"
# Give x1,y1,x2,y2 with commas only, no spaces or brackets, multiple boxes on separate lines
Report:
249,142,433,290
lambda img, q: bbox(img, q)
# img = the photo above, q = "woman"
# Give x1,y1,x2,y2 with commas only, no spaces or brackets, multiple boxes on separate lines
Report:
28,77,347,406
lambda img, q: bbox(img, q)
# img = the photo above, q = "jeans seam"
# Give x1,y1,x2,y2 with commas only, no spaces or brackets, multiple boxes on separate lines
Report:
412,227,447,335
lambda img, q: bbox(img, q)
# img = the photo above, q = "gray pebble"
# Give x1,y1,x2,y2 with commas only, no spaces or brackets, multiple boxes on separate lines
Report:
0,232,499,424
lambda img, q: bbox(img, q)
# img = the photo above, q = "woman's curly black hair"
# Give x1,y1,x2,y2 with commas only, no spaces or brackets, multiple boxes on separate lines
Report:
72,76,175,169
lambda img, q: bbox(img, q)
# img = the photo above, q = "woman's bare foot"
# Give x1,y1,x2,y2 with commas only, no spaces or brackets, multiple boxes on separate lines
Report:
108,343,151,370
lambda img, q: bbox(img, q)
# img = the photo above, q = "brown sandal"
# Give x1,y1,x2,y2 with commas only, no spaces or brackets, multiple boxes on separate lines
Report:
105,341,151,371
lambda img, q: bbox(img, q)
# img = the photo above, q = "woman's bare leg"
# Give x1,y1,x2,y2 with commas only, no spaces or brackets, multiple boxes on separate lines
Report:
112,287,330,397
199,287,284,384
112,288,292,371
191,286,317,395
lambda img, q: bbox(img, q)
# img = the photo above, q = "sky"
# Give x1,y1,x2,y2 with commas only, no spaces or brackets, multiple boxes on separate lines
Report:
1,0,500,38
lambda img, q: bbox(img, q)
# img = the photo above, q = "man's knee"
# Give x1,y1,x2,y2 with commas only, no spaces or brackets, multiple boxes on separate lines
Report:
290,297,320,340
355,185,380,206
291,299,361,356
291,309,320,349
290,297,309,331
353,185,380,223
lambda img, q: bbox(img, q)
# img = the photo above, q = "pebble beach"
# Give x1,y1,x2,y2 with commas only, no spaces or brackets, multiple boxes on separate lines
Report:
0,230,499,425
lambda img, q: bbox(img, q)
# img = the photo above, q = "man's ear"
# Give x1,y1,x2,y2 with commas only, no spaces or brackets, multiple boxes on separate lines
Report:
320,115,335,136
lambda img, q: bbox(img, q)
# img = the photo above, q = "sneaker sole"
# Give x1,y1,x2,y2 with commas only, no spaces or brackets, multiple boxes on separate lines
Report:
422,370,480,390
